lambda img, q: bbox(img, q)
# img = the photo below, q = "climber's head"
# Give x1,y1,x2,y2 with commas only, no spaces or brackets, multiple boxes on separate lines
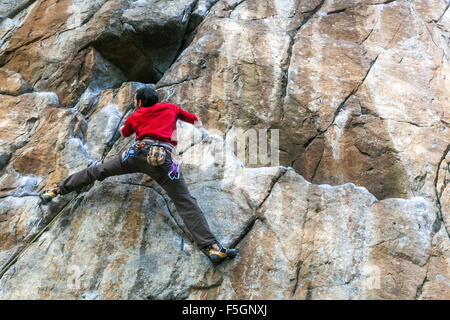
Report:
134,87,159,109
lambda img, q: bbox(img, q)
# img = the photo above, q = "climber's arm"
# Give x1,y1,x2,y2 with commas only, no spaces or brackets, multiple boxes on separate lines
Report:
121,116,135,137
176,106,199,125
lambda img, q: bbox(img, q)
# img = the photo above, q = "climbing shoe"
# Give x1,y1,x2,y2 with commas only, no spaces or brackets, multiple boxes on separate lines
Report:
206,243,238,264
40,187,60,203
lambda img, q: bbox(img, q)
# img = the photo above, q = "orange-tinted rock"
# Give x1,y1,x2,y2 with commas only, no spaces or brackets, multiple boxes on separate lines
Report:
0,0,448,300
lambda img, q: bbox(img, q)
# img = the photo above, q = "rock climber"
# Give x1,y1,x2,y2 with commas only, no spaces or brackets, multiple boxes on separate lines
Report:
40,86,237,264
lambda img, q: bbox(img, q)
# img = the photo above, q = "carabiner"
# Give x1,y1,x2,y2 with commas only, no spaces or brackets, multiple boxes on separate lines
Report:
168,161,180,180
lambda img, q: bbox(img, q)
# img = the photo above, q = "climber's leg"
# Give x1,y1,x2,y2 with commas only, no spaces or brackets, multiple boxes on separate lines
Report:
41,155,133,203
128,150,237,263
58,155,132,194
161,176,236,263
160,173,218,249
129,152,217,247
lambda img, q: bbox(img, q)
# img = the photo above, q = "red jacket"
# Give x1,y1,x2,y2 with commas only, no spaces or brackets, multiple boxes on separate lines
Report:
121,102,198,146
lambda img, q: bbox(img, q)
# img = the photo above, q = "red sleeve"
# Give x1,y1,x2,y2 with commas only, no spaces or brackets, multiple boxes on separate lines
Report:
121,115,135,137
176,105,198,125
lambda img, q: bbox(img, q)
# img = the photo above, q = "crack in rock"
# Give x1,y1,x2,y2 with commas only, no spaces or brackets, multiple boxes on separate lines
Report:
433,144,450,238
434,2,449,23
304,53,379,150
279,0,326,121
228,167,288,250
229,215,258,249
256,167,288,211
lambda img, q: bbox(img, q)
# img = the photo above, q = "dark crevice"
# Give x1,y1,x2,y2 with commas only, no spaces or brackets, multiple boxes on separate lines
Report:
325,0,397,17
369,233,406,249
300,0,326,26
411,170,427,197
256,168,288,211
291,198,313,297
169,0,200,66
155,75,200,90
156,1,226,89
291,259,303,295
229,168,288,249
355,144,373,158
433,144,450,238
303,134,318,149
229,215,258,249
322,54,379,134
326,8,350,15
80,2,204,85
279,40,292,121
305,283,313,300
360,21,377,45
310,145,324,182
279,0,326,122
198,0,220,20
434,2,449,23
226,0,247,17
415,274,427,300
370,0,397,6
357,110,435,129
303,55,378,152
414,249,432,300
77,1,108,29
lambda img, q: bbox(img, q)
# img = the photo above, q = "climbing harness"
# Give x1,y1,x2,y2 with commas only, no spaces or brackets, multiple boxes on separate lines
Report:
120,141,159,164
121,140,180,181
121,141,139,163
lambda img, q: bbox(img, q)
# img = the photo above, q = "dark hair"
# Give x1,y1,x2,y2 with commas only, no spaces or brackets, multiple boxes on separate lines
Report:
135,87,158,107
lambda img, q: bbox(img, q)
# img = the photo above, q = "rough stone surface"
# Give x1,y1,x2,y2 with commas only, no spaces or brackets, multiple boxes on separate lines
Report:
0,0,448,300
0,0,200,107
158,0,450,201
0,68,31,95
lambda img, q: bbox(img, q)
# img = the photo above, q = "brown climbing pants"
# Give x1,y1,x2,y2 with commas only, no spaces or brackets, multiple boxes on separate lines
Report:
57,147,218,249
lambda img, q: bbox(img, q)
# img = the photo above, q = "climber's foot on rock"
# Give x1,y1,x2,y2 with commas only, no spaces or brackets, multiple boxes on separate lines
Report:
205,243,238,265
40,187,60,203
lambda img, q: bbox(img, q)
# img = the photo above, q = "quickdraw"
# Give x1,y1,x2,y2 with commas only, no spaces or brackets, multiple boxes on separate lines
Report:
168,158,180,180
121,142,139,163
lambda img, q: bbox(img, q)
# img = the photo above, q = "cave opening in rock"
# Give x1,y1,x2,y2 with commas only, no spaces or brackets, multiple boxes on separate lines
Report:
89,20,186,84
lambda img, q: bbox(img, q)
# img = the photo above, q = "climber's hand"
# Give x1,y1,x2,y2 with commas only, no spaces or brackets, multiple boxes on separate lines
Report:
194,120,203,129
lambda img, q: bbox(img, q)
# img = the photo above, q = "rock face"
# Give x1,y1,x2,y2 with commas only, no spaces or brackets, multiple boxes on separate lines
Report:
158,0,449,201
0,0,449,300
